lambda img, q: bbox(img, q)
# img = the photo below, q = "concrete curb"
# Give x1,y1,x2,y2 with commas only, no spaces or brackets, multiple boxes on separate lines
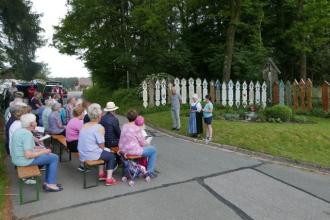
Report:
146,123,330,175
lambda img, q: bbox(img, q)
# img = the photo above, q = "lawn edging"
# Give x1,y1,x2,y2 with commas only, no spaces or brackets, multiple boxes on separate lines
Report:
146,122,330,175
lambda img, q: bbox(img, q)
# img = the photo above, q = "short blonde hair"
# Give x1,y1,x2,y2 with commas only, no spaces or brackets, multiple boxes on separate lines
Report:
87,103,102,120
20,113,36,128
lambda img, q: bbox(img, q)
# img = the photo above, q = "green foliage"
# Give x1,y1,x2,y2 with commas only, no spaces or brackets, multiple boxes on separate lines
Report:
0,0,45,79
54,0,330,86
0,136,7,216
265,105,293,122
83,85,171,115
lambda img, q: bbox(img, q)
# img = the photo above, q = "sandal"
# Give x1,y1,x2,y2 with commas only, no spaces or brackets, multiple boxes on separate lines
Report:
43,185,63,192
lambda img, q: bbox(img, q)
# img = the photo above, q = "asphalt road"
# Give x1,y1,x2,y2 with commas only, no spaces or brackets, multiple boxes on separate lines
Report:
7,116,330,220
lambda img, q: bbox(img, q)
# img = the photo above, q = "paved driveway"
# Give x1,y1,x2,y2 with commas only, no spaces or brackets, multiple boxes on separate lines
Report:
8,116,330,220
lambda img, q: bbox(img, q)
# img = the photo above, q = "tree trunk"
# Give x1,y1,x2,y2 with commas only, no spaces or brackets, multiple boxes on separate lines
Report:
300,53,307,80
222,0,241,82
298,0,307,80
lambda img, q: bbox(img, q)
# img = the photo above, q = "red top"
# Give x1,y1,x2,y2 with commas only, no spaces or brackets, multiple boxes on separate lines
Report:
27,86,36,99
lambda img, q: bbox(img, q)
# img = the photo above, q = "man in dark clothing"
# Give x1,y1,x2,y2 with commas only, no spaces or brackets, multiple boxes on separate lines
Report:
100,102,120,151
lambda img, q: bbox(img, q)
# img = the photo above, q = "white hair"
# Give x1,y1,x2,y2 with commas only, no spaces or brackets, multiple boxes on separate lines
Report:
52,102,62,111
76,98,83,106
20,113,36,128
87,103,102,120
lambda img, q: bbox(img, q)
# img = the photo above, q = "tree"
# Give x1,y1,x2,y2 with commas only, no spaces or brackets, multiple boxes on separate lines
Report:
222,0,241,82
0,0,45,79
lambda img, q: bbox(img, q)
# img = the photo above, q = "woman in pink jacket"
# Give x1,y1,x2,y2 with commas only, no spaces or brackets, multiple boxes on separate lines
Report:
119,110,157,178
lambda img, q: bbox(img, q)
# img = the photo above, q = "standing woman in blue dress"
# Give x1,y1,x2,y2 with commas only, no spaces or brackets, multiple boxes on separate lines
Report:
188,94,203,137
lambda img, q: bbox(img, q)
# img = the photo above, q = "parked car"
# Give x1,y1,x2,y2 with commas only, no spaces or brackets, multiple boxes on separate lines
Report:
43,81,68,102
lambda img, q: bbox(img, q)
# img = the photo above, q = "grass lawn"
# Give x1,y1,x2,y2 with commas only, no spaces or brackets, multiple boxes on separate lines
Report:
145,111,330,168
0,138,9,219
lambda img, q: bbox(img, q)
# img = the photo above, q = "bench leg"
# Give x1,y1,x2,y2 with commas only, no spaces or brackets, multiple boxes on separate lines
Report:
19,177,40,205
69,150,72,161
19,179,23,205
83,166,99,189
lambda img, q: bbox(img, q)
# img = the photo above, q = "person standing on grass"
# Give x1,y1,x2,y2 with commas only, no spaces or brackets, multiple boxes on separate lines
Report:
203,95,213,144
171,87,182,131
188,94,203,137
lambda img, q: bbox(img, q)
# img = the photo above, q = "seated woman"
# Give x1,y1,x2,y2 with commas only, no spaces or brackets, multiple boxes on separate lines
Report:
78,103,118,186
119,110,157,178
66,106,84,152
48,103,65,135
10,113,62,192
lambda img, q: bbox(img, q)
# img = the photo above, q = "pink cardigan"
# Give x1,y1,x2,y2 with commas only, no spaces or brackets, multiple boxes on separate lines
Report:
118,123,146,155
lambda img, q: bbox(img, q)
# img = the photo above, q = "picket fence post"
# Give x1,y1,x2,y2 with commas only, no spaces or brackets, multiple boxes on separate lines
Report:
161,79,167,105
222,82,227,106
188,78,195,101
299,79,306,111
255,81,261,105
249,81,254,105
196,78,202,99
142,80,148,108
261,81,267,108
322,81,329,112
228,80,234,107
155,80,160,106
235,81,241,108
181,78,187,104
242,81,248,108
215,80,221,104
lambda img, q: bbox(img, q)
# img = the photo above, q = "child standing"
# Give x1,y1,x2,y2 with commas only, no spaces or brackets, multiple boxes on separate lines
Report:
203,95,213,144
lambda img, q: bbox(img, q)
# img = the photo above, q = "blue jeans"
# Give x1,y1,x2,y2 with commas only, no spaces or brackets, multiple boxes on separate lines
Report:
99,150,117,170
30,153,59,184
142,146,157,173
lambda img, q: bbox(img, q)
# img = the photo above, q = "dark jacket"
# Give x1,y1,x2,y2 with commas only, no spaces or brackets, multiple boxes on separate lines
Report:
100,112,121,149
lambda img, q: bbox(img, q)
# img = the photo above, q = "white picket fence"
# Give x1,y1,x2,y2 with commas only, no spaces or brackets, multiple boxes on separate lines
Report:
142,77,268,109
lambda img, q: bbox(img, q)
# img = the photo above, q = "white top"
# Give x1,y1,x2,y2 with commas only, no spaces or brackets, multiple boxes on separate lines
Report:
191,101,202,112
9,120,22,154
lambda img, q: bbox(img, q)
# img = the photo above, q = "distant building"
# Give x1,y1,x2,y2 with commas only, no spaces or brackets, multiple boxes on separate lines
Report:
76,77,92,90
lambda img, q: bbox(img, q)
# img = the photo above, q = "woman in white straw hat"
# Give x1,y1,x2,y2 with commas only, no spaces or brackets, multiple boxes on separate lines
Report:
188,94,203,137
100,102,121,151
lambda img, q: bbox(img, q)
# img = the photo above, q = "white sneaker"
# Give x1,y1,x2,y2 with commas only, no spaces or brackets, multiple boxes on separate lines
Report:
205,137,212,144
23,178,37,185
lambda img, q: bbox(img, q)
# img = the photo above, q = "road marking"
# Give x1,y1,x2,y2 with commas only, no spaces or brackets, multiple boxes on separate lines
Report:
197,178,254,220
18,163,264,220
252,168,330,204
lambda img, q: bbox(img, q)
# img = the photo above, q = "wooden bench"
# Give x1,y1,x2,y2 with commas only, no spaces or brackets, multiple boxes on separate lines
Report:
83,160,104,189
51,135,67,162
17,166,41,205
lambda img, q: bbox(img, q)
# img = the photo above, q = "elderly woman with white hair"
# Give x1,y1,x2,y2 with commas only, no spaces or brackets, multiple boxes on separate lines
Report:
188,94,203,137
78,103,118,186
11,113,62,192
48,102,65,135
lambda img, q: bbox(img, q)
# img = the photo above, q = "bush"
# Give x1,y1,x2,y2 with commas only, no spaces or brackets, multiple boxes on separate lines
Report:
83,85,171,115
265,105,293,122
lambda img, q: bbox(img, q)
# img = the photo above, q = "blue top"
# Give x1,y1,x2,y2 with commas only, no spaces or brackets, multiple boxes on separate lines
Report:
203,102,213,118
42,107,52,131
48,112,64,134
78,123,105,161
11,128,34,166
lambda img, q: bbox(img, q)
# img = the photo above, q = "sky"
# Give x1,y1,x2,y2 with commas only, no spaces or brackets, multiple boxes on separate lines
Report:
31,0,90,78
